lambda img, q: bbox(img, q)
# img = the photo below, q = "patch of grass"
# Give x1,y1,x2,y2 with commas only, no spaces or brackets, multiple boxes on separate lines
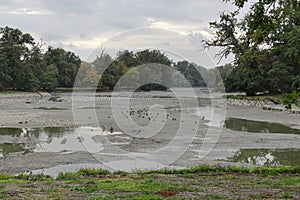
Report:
77,168,111,176
179,173,196,178
56,172,80,181
1,165,300,199
0,174,13,180
0,193,10,198
275,177,300,186
282,177,300,185
204,194,230,199
88,194,162,200
15,173,53,182
71,176,188,195
146,165,300,175
280,192,293,199
47,192,66,200
113,170,129,176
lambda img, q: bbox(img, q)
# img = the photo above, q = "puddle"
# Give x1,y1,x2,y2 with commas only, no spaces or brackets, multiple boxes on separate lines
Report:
34,107,68,110
0,143,27,157
0,126,125,156
225,118,300,134
229,149,300,166
0,127,23,136
190,106,225,127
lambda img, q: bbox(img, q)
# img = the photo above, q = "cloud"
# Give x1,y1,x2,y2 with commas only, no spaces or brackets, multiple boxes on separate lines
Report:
9,8,52,15
1,0,236,64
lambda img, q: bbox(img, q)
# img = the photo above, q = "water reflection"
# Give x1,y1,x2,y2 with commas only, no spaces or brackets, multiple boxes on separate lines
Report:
0,127,23,136
0,126,124,156
230,149,300,166
0,143,27,157
225,118,300,134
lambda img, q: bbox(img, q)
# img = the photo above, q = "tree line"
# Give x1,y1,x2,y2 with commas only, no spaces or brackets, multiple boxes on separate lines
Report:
76,49,221,91
0,26,222,92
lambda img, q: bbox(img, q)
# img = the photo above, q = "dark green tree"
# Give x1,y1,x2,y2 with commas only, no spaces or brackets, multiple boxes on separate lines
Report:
40,64,58,91
205,0,300,95
44,47,81,88
0,26,35,90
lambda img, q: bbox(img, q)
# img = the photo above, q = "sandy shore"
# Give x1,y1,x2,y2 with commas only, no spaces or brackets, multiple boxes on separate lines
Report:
0,91,299,175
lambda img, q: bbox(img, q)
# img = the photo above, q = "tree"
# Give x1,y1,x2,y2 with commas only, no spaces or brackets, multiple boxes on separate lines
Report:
99,61,129,90
83,67,99,87
40,64,58,91
0,54,10,90
95,49,174,91
175,61,207,87
205,0,300,95
0,26,82,91
44,47,81,88
0,26,35,90
16,66,40,91
92,52,113,74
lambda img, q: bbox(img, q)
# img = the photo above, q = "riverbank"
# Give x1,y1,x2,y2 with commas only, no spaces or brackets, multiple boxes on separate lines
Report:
0,90,300,177
226,94,300,114
0,165,299,199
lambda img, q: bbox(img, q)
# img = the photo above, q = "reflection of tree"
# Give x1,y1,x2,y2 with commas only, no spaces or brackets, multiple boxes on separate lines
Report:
0,128,22,136
42,127,73,138
26,128,43,138
225,118,300,134
232,149,300,166
0,143,26,156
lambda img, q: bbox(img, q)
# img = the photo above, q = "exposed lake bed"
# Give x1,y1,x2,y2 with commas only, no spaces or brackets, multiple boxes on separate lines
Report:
0,89,299,177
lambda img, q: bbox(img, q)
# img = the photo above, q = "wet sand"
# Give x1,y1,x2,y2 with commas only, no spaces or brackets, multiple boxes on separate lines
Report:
0,90,299,175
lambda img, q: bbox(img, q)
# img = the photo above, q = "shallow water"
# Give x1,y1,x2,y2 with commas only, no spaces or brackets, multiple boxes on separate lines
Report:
0,143,27,156
229,148,300,166
0,126,124,157
225,118,300,134
33,107,68,110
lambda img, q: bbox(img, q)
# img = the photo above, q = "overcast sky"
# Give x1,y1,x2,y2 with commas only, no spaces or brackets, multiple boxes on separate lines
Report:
1,0,238,66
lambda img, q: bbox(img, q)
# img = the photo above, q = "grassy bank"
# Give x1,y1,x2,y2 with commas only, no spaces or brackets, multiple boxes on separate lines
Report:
1,165,300,199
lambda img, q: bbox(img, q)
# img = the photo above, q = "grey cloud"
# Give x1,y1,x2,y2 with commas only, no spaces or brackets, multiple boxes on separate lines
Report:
1,0,235,64
42,33,66,41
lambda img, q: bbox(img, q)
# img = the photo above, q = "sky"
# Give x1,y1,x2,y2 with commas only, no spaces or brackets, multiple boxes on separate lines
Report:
1,0,238,67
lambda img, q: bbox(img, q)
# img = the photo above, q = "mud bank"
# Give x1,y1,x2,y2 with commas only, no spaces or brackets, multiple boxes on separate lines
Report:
0,91,299,175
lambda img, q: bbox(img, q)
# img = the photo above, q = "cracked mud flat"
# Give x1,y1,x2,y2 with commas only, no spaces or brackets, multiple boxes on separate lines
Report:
0,89,299,176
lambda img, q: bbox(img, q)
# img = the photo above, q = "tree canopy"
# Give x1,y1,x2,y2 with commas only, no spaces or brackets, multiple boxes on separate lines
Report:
0,26,81,91
206,0,300,95
0,26,221,92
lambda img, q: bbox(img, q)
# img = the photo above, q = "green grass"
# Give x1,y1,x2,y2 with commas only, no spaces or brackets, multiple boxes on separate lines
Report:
0,165,300,199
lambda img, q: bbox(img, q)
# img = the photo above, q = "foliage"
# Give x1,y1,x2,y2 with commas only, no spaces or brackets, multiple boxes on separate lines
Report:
282,91,300,109
0,26,81,92
0,27,223,92
44,47,81,88
205,0,300,95
92,50,222,91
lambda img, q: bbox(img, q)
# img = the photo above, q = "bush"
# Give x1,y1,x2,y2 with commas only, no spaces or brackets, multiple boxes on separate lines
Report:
282,91,300,109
